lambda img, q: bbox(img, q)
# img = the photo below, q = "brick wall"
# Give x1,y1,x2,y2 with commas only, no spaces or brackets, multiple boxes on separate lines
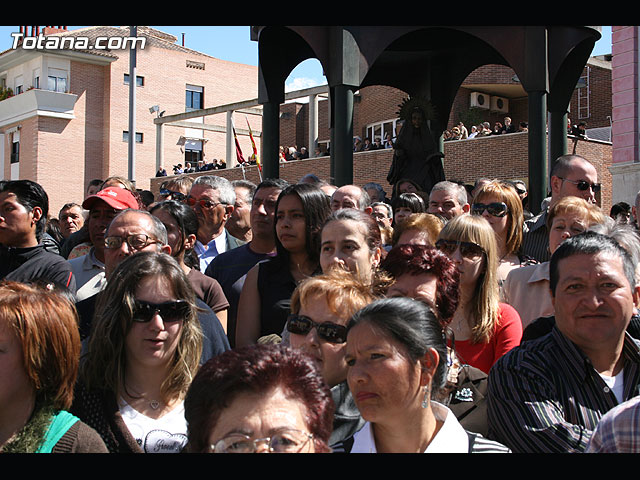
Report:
150,132,613,215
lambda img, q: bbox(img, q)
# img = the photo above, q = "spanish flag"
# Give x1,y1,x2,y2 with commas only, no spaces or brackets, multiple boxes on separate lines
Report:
246,116,261,172
232,122,246,165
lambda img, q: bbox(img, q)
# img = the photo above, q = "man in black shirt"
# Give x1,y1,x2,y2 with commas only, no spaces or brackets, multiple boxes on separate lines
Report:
0,179,75,293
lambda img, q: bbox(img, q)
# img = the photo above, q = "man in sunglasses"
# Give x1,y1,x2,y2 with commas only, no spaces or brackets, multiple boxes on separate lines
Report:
522,154,600,263
74,208,229,360
187,176,243,272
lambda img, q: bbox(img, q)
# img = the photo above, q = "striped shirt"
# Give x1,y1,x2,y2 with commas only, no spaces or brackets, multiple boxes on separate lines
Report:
586,395,640,453
521,209,550,263
487,327,640,453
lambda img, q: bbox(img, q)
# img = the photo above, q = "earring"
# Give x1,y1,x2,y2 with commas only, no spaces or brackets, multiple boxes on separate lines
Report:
421,385,431,409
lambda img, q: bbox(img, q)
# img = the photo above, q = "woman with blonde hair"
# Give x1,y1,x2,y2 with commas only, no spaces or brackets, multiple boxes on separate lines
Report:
392,212,444,247
436,215,522,374
471,180,529,289
504,196,606,333
286,269,378,446
71,251,203,453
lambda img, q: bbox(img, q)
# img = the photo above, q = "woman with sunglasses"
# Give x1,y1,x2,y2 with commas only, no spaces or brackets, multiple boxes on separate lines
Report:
71,251,203,453
286,269,378,446
335,297,510,453
235,183,331,347
150,200,229,332
435,215,522,374
470,180,530,294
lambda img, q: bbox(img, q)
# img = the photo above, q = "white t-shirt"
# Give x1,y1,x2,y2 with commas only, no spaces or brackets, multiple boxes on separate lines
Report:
599,368,625,404
119,399,188,453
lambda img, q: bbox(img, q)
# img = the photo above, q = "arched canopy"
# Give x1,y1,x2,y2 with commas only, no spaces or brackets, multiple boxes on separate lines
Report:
252,25,601,210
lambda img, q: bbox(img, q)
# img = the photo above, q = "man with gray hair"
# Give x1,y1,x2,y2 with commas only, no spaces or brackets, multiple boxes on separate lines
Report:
73,207,230,359
187,175,243,272
427,180,470,220
488,231,640,453
226,180,256,243
330,184,372,213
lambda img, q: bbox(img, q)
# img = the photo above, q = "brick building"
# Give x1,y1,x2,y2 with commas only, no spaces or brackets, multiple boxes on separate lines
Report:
0,26,260,214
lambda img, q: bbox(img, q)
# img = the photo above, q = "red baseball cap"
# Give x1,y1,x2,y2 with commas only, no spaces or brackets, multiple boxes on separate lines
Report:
82,186,139,211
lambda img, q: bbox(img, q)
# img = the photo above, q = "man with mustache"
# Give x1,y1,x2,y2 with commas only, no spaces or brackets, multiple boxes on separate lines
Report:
487,232,640,452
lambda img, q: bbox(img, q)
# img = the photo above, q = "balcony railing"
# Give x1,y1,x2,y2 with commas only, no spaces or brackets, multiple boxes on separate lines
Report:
0,88,77,128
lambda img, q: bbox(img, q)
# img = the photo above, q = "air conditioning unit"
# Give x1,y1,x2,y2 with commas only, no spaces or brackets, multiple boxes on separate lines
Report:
490,96,509,113
470,92,489,109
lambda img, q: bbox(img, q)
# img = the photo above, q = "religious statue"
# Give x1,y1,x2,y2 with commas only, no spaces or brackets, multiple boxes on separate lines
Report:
387,97,445,194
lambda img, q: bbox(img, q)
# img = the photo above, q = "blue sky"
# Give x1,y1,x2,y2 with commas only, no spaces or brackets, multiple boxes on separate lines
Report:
1,25,613,92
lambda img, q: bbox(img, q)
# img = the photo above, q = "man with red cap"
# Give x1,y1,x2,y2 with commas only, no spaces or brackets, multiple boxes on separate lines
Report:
67,186,140,300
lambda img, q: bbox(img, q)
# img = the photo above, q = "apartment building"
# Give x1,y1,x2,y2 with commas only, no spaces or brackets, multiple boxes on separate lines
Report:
0,26,259,213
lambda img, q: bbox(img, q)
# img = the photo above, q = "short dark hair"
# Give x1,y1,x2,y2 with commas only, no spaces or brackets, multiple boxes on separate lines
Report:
347,297,448,391
391,192,426,214
550,154,592,179
549,231,636,296
0,179,49,241
184,343,334,453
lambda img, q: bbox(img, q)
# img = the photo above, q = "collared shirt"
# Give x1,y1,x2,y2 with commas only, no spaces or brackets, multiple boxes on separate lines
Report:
487,326,640,453
586,395,640,453
194,230,228,273
521,209,549,263
68,248,106,301
346,402,509,453
502,261,553,328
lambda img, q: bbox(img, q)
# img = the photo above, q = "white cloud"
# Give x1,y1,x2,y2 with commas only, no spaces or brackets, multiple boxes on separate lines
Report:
285,76,327,93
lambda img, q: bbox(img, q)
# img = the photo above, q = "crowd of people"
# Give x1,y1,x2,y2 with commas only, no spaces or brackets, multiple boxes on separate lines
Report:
2,151,640,454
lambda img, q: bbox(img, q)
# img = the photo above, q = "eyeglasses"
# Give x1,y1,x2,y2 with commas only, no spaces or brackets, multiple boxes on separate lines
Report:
132,299,190,323
104,234,159,251
558,177,602,193
436,239,485,260
159,189,186,202
286,314,348,344
210,429,314,453
471,202,509,217
186,197,223,209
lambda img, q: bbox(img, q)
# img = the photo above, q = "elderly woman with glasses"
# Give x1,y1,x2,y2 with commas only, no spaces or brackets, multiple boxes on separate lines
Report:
71,251,203,453
184,343,334,453
435,215,522,374
334,297,510,453
470,180,532,294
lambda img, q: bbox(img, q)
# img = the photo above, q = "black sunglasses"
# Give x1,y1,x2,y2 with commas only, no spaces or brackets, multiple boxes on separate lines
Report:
286,314,348,344
436,239,485,259
132,300,190,323
159,189,187,202
558,177,602,193
471,202,509,217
